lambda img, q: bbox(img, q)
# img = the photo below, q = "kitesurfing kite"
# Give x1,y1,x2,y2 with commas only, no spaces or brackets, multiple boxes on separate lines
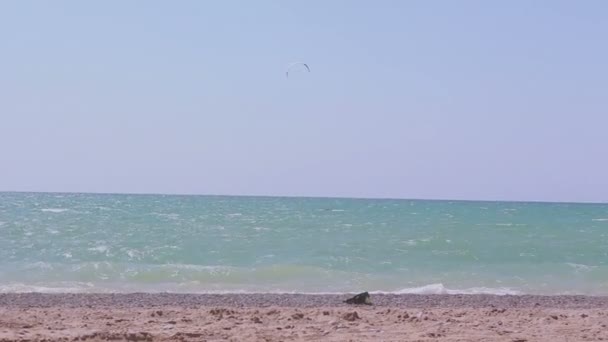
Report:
286,62,310,78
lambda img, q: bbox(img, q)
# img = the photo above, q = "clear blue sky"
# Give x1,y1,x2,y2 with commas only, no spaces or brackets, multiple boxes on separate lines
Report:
1,1,607,202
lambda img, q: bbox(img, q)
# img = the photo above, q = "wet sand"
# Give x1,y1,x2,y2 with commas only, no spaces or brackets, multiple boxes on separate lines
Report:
1,293,607,341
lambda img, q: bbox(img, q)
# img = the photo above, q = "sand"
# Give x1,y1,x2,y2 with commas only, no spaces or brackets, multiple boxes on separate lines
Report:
1,293,607,341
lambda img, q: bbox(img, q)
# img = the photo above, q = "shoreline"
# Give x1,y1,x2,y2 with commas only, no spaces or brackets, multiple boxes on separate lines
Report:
2,293,607,341
2,292,608,309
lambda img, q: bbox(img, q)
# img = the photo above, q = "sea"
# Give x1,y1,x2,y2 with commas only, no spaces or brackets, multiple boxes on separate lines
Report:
1,192,607,295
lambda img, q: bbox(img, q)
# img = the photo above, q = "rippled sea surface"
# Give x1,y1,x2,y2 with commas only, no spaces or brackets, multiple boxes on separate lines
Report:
1,192,607,295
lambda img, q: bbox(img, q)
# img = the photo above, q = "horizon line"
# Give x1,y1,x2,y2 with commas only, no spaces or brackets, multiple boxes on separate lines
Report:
0,190,606,205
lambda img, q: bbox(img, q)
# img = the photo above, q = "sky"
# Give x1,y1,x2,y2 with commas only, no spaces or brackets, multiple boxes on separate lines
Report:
1,1,607,202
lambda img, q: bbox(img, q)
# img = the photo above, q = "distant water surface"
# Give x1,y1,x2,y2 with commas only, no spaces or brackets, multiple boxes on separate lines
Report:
1,192,607,295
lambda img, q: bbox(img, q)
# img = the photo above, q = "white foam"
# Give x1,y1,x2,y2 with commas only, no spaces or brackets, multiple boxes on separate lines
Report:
592,218,608,222
41,208,68,213
566,263,597,272
0,281,524,296
25,262,54,270
401,240,418,246
88,245,109,253
379,283,521,296
260,254,275,259
126,249,142,259
0,282,95,293
152,212,180,220
331,209,345,212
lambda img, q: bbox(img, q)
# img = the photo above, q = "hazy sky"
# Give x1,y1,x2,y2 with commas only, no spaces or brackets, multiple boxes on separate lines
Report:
1,1,607,202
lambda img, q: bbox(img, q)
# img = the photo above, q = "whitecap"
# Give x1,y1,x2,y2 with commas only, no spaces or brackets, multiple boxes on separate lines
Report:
126,249,142,259
380,283,521,295
0,282,95,293
88,245,109,253
41,208,68,213
432,249,468,256
260,254,275,259
592,218,608,222
151,212,180,220
566,263,597,272
26,262,54,270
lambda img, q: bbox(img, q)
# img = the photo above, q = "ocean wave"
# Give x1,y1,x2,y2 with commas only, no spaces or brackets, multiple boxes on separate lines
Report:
0,261,603,295
25,261,55,270
6,261,592,296
88,245,110,253
376,283,521,296
0,282,96,293
0,262,360,290
41,208,68,213
592,218,608,221
0,281,523,295
566,263,597,272
150,212,180,220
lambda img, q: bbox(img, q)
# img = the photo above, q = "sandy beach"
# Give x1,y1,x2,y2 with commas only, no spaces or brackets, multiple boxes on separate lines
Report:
1,293,607,341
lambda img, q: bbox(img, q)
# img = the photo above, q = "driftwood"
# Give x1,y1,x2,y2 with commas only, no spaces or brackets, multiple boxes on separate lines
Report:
344,291,372,305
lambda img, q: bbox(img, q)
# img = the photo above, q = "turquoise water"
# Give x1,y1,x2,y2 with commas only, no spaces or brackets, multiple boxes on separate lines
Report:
1,192,607,295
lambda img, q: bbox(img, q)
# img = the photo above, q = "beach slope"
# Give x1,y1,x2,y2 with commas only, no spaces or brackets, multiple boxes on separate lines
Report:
1,293,607,341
